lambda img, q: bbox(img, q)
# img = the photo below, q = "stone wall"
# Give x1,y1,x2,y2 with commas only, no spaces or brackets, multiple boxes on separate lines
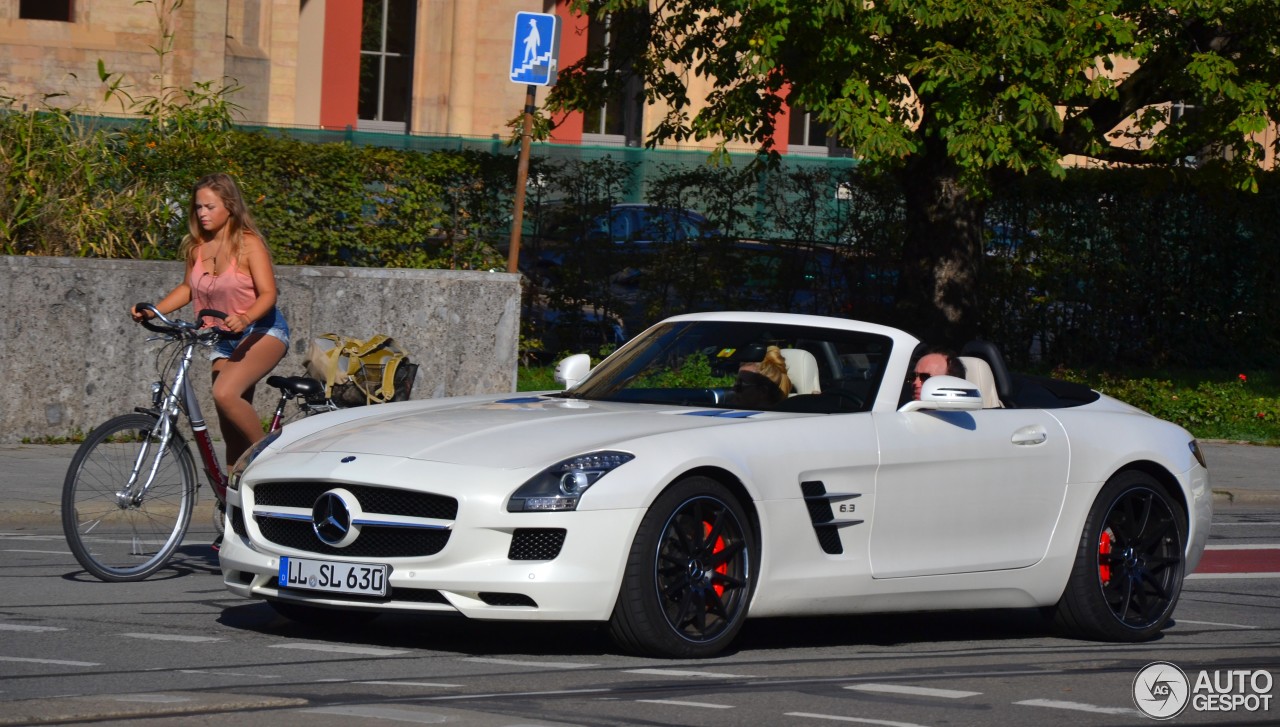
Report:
0,256,521,444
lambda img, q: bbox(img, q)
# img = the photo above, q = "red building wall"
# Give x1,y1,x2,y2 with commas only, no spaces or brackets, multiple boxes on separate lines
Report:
319,1,362,130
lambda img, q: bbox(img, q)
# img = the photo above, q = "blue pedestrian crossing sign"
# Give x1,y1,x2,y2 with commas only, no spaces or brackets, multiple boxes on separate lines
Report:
510,12,560,86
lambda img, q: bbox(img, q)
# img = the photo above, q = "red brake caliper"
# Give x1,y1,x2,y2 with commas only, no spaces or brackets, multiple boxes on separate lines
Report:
1098,529,1113,584
704,522,727,598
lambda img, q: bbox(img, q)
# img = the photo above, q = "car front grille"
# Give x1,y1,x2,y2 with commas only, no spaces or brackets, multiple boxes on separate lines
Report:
256,517,451,558
275,586,451,607
254,481,458,519
508,528,566,561
479,592,537,607
250,480,456,559
230,506,247,537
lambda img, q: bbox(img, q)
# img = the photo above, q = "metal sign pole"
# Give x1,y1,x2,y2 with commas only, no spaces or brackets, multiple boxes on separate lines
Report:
508,84,536,275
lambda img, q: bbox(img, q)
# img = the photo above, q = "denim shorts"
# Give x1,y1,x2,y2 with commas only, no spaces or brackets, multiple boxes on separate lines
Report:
209,307,291,361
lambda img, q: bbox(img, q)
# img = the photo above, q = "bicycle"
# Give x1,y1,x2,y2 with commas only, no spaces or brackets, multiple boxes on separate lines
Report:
61,303,336,582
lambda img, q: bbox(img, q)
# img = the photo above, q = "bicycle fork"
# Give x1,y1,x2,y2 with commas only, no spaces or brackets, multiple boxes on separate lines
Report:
115,343,210,509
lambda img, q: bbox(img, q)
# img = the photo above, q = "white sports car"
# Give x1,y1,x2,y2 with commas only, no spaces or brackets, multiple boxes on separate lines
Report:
220,312,1211,658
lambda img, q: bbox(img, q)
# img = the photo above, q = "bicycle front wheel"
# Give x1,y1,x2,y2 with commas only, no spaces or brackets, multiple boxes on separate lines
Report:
62,413,197,582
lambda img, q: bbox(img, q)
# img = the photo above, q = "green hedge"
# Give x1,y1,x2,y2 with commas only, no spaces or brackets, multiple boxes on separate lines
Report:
1055,368,1280,444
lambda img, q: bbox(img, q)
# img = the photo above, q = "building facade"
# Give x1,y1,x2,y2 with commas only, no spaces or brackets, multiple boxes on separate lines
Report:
0,0,830,154
0,1,1271,167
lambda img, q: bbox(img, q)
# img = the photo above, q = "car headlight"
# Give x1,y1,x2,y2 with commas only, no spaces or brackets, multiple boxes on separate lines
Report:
227,430,281,491
1189,440,1208,470
507,451,634,512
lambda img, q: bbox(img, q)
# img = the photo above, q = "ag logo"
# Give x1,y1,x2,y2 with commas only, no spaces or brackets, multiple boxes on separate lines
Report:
1133,661,1190,720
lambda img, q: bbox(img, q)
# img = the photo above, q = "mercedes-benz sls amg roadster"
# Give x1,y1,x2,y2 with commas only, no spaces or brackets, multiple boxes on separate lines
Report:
220,312,1211,658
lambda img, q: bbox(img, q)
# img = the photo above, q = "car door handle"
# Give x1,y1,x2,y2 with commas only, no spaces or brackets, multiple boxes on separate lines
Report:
1012,426,1048,446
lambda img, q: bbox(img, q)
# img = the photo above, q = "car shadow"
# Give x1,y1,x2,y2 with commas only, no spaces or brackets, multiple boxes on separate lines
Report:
734,608,1061,651
216,603,1090,659
217,602,617,657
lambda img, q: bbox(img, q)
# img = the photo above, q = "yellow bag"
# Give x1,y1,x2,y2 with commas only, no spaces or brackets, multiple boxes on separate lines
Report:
304,333,414,406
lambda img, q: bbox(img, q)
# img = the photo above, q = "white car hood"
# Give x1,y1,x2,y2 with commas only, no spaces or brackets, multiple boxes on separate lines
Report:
278,395,756,468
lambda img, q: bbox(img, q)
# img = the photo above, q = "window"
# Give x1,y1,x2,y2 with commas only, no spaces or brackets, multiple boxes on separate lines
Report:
359,0,416,133
569,320,890,414
788,106,852,158
582,13,643,146
20,0,72,21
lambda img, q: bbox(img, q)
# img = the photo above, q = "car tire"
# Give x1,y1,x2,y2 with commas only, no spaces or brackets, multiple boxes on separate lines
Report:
267,599,380,628
608,476,756,658
1053,470,1186,642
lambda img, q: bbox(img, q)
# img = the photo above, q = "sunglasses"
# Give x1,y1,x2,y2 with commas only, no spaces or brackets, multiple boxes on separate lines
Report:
911,372,932,382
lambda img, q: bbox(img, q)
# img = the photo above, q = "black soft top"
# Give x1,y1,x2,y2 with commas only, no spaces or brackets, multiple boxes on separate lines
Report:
1006,373,1100,409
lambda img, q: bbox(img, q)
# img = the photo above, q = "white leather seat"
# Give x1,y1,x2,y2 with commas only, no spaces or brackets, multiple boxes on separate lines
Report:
958,356,1002,408
779,348,821,395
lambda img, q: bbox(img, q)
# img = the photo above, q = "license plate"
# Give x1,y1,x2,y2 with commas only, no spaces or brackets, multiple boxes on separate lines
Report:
278,556,388,596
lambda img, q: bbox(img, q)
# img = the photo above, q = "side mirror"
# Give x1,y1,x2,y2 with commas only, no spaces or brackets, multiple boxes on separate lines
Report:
554,353,592,390
898,375,983,413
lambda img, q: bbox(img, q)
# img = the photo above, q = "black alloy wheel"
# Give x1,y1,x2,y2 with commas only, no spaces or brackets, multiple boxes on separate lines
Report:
1055,470,1186,641
610,476,755,658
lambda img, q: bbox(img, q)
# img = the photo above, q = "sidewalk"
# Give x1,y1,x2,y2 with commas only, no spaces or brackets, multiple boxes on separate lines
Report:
0,441,1276,528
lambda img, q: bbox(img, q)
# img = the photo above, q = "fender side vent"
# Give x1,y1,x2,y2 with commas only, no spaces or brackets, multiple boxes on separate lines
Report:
800,480,864,555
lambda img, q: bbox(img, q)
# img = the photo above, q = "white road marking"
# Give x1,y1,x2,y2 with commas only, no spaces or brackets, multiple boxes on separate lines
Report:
1212,522,1280,526
1176,619,1258,629
422,688,610,701
847,683,981,699
4,549,71,555
304,706,448,723
626,668,754,678
180,669,282,678
0,534,66,539
1187,572,1280,580
0,656,100,666
0,624,63,632
121,632,222,643
357,681,462,688
462,657,596,669
637,699,733,709
786,712,933,727
1015,698,1136,715
112,694,192,704
1205,543,1280,549
269,643,408,656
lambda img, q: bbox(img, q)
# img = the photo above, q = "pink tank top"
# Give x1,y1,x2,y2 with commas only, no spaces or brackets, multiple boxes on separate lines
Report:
190,253,257,326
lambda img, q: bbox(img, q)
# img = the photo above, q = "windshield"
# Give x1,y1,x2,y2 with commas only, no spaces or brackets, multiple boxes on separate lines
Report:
570,321,894,413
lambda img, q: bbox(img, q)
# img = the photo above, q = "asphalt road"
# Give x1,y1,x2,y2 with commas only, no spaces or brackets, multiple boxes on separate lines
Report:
0,442,1277,725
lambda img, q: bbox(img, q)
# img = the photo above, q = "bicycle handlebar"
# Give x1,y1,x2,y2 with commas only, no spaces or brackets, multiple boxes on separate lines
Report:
134,302,233,341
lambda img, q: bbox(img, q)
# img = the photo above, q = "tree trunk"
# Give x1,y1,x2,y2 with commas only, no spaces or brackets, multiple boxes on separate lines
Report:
894,147,986,347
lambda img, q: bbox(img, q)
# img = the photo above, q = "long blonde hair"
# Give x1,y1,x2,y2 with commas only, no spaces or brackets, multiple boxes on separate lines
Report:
757,345,792,396
178,173,264,265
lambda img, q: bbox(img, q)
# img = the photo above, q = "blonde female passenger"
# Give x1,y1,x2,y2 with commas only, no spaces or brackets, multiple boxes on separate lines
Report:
130,173,290,474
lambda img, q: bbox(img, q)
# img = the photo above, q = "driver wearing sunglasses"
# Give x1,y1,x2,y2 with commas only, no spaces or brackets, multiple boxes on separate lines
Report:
911,348,965,401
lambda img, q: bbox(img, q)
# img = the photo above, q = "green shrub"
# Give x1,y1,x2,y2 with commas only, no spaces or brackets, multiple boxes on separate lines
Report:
1055,368,1280,444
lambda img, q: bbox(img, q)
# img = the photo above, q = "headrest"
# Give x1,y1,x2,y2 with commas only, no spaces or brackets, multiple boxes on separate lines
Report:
960,340,1013,401
958,356,1002,408
779,348,821,395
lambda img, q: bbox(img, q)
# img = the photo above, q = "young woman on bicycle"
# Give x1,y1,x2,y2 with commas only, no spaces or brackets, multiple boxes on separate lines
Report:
130,172,290,471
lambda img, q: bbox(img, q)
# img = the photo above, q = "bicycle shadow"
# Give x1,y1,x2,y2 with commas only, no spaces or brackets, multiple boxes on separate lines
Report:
59,542,221,583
